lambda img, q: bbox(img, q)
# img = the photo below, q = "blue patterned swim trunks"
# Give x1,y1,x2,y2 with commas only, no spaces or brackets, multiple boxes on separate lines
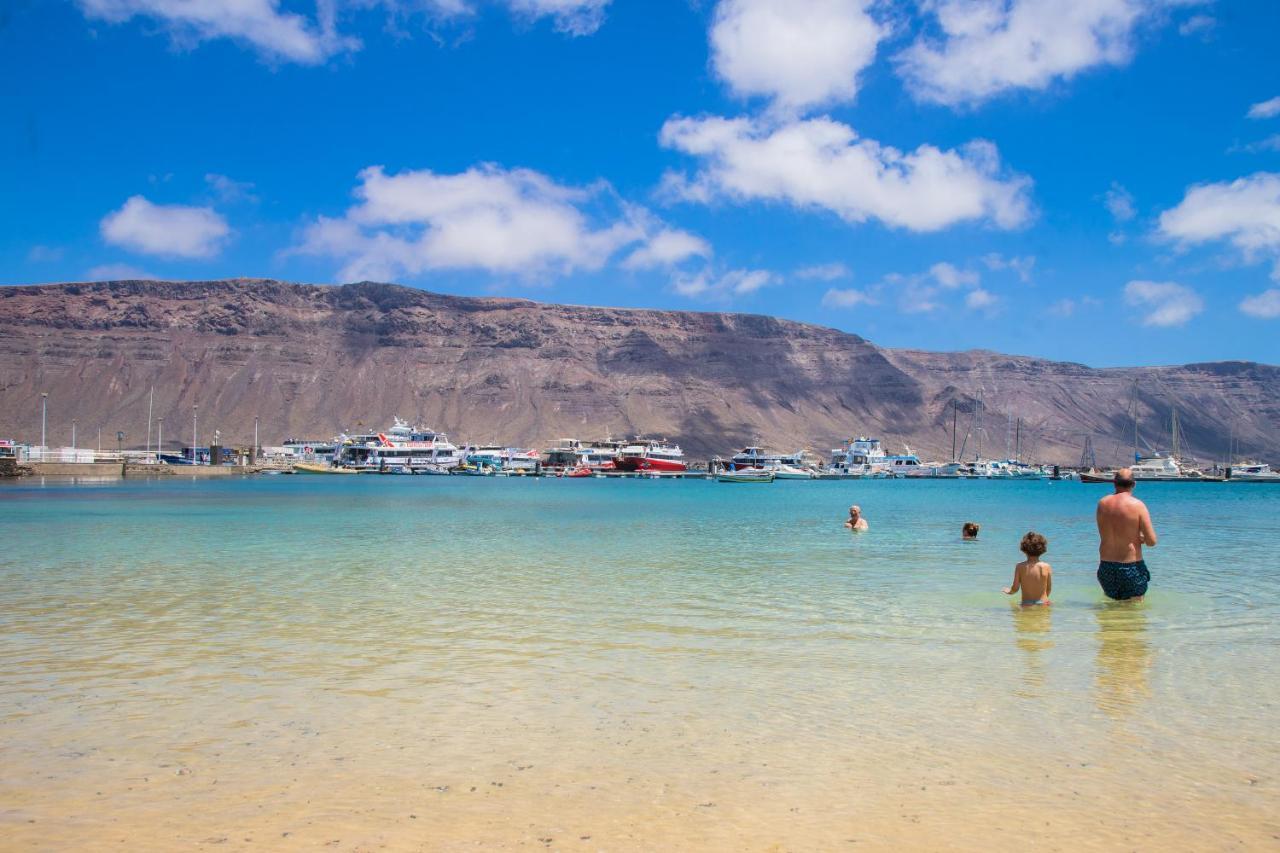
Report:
1097,560,1150,600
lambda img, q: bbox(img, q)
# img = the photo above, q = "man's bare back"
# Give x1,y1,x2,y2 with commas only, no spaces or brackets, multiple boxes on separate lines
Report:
1095,469,1156,601
1096,492,1157,562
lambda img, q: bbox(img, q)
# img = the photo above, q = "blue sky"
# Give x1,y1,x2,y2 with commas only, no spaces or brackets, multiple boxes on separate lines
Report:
3,0,1280,366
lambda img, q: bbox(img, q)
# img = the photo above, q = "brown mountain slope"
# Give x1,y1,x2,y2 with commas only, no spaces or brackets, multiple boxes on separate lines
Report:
0,279,1276,464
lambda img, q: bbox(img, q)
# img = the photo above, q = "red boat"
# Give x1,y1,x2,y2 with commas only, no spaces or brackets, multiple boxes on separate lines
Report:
613,439,687,473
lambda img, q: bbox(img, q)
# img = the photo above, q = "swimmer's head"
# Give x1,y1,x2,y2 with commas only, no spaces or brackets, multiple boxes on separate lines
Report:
1020,531,1048,558
849,505,861,517
962,522,980,538
1114,468,1136,492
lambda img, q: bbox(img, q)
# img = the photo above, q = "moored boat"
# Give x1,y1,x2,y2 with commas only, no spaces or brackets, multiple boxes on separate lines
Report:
614,439,687,473
718,468,774,483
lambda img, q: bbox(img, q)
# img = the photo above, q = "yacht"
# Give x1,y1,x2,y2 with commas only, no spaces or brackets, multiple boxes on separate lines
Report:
1227,462,1280,482
543,438,622,472
727,446,815,479
826,437,927,477
465,445,541,474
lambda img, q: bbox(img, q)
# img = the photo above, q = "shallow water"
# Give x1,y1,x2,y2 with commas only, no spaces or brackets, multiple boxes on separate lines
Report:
1,476,1277,850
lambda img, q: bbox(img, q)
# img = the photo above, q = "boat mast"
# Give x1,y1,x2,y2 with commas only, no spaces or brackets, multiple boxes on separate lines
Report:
951,399,958,463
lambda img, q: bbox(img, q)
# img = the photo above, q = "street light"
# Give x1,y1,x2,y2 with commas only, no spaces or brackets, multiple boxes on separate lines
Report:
157,417,164,463
71,418,77,450
40,392,48,450
193,405,199,464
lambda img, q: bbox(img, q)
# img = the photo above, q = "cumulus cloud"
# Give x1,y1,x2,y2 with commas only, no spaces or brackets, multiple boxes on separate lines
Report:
1123,280,1204,327
821,287,875,308
659,115,1032,232
964,287,998,310
1247,96,1280,120
1157,172,1280,280
295,164,699,281
929,261,979,288
671,267,775,300
100,195,230,258
796,262,851,281
620,229,712,270
507,0,611,35
76,0,362,64
710,0,883,112
87,263,159,280
1239,288,1280,319
896,0,1169,107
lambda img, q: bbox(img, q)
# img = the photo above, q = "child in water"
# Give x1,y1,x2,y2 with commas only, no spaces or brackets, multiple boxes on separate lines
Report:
1004,532,1052,606
962,522,980,540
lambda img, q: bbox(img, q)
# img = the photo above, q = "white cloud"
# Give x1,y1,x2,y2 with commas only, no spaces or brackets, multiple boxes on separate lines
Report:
930,261,978,288
965,287,998,310
659,115,1032,232
796,262,851,281
27,245,65,263
1123,280,1204,327
896,0,1167,107
295,164,679,281
1247,96,1280,120
821,287,875,307
76,0,362,64
620,229,712,270
507,0,611,35
672,267,775,300
100,195,230,258
1240,288,1280,319
205,173,258,203
87,263,159,280
1231,135,1280,155
1048,295,1102,316
1178,14,1214,37
1104,181,1136,221
982,252,1035,282
1157,172,1280,280
710,0,883,112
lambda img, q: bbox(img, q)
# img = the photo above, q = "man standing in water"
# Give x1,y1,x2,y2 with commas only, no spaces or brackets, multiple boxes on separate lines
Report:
844,505,868,532
1096,468,1157,600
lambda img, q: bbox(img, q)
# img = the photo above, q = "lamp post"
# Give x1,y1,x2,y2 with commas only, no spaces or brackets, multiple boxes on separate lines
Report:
71,418,77,450
157,417,164,463
193,405,199,464
40,392,48,451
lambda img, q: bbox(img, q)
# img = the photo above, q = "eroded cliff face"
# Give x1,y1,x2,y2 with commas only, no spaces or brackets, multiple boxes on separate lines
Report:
1,279,1276,464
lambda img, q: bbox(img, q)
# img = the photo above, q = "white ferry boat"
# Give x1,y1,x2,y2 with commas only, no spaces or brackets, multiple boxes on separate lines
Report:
336,418,462,473
465,445,541,474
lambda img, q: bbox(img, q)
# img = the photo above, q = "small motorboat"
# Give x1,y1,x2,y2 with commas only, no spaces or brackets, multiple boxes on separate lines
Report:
717,468,775,483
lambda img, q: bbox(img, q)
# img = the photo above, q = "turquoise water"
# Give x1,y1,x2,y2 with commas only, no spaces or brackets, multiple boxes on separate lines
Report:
1,476,1278,849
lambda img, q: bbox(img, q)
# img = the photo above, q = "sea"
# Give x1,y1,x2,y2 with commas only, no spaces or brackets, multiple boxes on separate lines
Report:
1,475,1277,850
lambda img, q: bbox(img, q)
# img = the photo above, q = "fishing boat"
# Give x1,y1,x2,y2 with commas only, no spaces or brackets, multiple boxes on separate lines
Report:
614,438,687,473
1226,462,1280,482
718,468,774,483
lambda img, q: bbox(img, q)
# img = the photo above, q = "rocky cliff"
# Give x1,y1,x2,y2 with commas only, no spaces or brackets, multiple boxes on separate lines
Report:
1,279,1276,464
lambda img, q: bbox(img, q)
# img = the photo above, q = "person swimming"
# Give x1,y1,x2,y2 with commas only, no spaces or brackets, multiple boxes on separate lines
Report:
844,504,868,532
962,522,980,540
1095,468,1157,601
1004,531,1052,606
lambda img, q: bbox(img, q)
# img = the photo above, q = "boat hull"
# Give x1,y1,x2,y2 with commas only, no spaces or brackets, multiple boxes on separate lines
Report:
614,456,687,473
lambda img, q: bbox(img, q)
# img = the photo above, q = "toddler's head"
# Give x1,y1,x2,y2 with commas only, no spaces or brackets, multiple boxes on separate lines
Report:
1020,531,1048,559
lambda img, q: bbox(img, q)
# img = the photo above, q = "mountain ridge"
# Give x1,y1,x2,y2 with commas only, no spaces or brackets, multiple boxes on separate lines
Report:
1,279,1276,464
